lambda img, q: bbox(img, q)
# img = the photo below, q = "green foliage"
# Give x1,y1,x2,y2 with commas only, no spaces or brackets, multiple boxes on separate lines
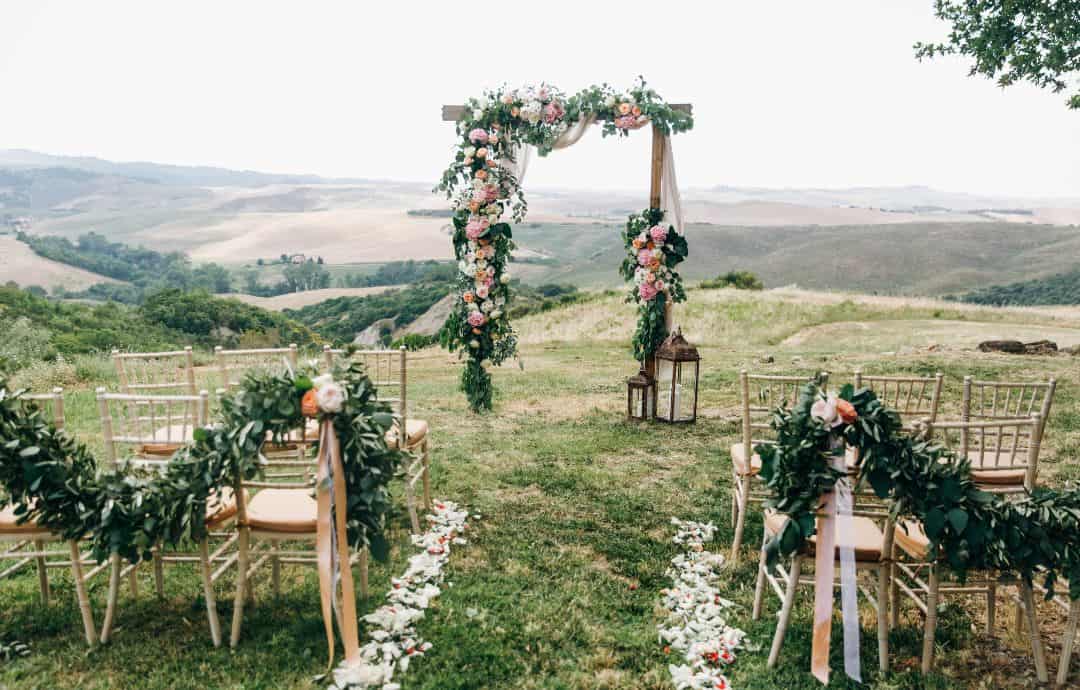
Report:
18,232,233,297
699,270,764,291
339,260,456,288
915,0,1080,110
958,268,1080,306
0,362,403,566
288,283,449,345
390,334,437,351
758,382,1080,597
139,289,319,347
619,208,688,361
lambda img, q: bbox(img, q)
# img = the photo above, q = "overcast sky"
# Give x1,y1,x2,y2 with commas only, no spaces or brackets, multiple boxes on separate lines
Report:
2,1,1078,198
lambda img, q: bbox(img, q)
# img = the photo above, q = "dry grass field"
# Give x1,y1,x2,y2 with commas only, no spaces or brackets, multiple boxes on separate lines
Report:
225,285,402,310
0,236,121,293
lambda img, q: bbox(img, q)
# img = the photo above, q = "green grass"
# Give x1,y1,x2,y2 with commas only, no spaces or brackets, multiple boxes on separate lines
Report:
2,289,1079,688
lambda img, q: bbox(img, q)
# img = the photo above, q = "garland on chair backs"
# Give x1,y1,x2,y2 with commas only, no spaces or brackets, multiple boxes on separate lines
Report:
437,77,693,412
756,382,1080,599
0,360,405,568
621,207,687,361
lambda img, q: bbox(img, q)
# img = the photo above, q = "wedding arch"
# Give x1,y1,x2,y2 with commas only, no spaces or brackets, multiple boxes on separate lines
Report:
436,79,694,412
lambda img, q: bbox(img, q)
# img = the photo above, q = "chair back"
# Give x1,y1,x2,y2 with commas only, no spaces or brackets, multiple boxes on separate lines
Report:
215,345,299,391
324,346,408,431
854,371,944,431
23,387,65,430
738,371,828,460
963,377,1056,442
96,388,209,470
113,347,196,396
921,415,1043,492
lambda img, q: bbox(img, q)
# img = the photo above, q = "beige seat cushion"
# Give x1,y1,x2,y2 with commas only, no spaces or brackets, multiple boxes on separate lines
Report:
730,444,762,476
243,488,317,534
967,451,1027,486
894,520,929,560
764,510,885,562
0,504,50,536
385,419,429,449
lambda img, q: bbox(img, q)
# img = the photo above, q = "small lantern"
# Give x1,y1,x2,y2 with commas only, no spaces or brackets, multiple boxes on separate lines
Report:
654,327,700,424
626,365,656,421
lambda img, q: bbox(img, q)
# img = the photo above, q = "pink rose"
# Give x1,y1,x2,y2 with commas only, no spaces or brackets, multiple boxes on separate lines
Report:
483,184,499,202
468,128,488,144
649,224,668,244
638,282,658,301
467,311,487,328
465,217,490,240
615,114,636,129
637,248,652,266
542,102,564,124
476,285,489,299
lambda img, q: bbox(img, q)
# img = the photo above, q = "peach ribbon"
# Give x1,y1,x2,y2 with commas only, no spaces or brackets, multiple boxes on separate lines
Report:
810,433,861,684
316,419,360,671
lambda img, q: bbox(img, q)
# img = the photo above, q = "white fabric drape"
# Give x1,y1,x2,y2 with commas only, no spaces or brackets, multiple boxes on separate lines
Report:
660,135,685,235
552,114,597,150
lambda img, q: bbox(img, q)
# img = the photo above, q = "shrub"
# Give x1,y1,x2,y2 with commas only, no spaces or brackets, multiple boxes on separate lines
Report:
390,334,438,351
700,271,764,291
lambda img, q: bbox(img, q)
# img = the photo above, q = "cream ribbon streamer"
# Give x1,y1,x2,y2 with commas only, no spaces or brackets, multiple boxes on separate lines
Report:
810,434,861,684
316,419,361,671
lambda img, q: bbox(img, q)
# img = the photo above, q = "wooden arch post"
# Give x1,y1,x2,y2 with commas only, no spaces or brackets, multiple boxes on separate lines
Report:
441,101,693,379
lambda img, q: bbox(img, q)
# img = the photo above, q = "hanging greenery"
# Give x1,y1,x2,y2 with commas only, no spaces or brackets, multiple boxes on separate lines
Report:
619,207,688,361
437,77,693,412
0,360,404,567
758,382,1080,598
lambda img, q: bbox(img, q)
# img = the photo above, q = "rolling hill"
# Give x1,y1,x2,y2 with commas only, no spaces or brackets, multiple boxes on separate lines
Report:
0,235,122,292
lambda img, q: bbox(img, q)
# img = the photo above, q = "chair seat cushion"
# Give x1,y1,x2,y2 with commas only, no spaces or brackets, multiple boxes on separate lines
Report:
0,504,50,536
206,488,244,527
243,488,317,533
894,520,929,560
967,452,1027,485
386,419,429,449
764,510,885,561
730,444,762,476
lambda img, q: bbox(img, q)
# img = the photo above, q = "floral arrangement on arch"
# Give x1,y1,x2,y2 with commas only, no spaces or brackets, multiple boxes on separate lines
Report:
437,78,693,412
620,207,688,361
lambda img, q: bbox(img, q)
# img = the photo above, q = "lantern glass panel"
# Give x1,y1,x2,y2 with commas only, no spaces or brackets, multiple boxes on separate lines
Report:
626,368,655,421
653,329,700,424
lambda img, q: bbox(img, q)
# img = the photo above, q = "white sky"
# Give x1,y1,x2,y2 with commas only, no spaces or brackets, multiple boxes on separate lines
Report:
1,1,1078,198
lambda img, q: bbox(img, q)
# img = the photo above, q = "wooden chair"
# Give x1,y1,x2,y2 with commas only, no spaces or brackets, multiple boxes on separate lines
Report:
215,345,298,392
324,346,430,533
854,371,943,432
94,387,242,645
113,347,197,396
0,388,67,591
0,389,98,646
730,371,827,562
225,448,369,648
751,486,895,673
891,416,1048,679
962,377,1056,492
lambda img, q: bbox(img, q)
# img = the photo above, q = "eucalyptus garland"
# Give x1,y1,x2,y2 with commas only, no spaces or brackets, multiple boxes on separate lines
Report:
758,382,1080,598
620,207,688,361
437,77,693,412
0,360,404,567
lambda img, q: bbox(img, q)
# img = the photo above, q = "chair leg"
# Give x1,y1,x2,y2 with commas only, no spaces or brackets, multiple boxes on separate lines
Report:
230,527,250,648
921,564,939,675
421,438,432,511
986,582,996,635
100,553,122,644
69,541,97,647
877,563,890,673
767,553,802,669
405,477,420,534
128,561,139,599
153,548,164,598
752,530,769,621
1020,581,1049,683
271,540,281,598
199,539,222,648
1058,600,1080,687
33,539,50,605
889,544,900,629
730,476,750,563
358,548,369,600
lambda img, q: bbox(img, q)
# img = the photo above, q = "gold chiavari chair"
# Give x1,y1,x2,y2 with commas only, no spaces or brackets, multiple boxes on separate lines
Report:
324,346,430,533
215,345,299,392
729,371,828,562
113,347,197,396
854,371,944,433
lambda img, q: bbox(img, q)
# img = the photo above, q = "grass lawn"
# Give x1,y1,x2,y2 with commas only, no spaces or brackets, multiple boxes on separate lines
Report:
2,288,1079,688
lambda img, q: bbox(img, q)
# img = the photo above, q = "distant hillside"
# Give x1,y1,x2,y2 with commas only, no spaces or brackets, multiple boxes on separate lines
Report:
960,269,1080,306
0,235,121,293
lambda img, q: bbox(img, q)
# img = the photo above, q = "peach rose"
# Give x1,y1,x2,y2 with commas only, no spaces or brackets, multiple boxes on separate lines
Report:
476,147,488,159
468,201,480,213
510,106,520,117
837,399,858,424
463,291,474,303
632,105,641,116
632,239,643,249
301,389,319,418
649,259,661,271
472,327,482,335
475,169,488,180
618,102,631,115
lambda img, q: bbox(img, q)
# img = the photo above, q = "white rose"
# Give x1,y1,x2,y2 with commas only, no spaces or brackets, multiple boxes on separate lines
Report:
464,146,476,157
332,660,386,688
481,300,493,313
604,94,617,107
490,309,502,319
500,273,510,284
472,108,483,120
312,373,334,390
500,93,513,105
481,359,492,367
469,339,479,348
315,382,346,414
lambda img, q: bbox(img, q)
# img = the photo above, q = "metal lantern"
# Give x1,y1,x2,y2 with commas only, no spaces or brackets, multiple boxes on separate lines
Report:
626,365,656,421
654,327,700,424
